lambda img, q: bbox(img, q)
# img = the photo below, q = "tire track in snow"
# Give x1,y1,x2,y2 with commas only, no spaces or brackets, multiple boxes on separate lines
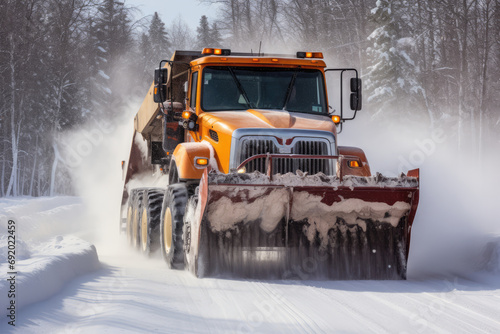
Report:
419,291,500,332
251,281,327,334
389,280,500,332
334,281,450,334
352,280,500,333
252,280,393,334
175,272,220,333
288,281,402,334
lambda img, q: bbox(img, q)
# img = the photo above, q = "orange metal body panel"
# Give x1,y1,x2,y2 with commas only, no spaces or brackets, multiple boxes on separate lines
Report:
190,56,326,69
338,146,372,177
172,142,212,180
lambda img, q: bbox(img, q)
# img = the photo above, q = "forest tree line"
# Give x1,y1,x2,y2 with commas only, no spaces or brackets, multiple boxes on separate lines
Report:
0,0,498,197
0,0,221,196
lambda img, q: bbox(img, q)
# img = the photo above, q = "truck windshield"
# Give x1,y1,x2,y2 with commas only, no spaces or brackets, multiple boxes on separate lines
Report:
201,67,327,114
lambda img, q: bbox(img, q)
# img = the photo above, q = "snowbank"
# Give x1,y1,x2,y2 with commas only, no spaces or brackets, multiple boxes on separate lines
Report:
0,196,91,242
0,235,100,311
0,197,100,312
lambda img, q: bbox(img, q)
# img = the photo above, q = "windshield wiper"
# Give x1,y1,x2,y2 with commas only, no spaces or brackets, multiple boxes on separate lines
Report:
227,67,253,109
283,71,298,110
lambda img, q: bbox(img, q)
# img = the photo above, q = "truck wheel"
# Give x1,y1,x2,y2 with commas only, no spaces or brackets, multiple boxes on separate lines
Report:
126,189,141,246
140,188,164,255
183,194,197,274
130,189,145,250
183,192,208,278
160,183,188,269
126,196,134,244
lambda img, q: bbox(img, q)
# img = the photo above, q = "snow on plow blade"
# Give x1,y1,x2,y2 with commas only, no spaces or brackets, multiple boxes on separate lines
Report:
187,156,419,280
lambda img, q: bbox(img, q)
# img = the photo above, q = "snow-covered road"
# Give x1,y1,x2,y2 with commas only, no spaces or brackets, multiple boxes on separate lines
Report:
1,197,500,333
10,249,500,334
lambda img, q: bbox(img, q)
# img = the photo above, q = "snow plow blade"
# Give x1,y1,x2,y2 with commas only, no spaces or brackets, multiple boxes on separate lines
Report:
185,161,419,280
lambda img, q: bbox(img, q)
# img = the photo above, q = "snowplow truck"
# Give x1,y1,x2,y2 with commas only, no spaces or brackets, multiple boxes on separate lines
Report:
121,49,419,279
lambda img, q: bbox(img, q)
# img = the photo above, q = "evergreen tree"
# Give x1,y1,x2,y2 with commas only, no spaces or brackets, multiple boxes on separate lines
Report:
148,12,171,62
364,0,424,120
210,22,223,47
91,0,133,118
196,15,223,49
138,32,153,89
196,15,211,48
136,12,170,92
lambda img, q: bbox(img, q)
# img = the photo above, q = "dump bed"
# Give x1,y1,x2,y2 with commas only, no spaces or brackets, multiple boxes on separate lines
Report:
134,51,203,137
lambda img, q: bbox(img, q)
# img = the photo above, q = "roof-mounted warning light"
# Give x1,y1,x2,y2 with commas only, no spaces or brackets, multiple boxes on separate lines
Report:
296,51,323,59
202,48,231,56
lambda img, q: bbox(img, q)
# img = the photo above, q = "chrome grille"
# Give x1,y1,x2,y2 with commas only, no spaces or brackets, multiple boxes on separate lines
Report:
239,138,331,175
240,139,277,173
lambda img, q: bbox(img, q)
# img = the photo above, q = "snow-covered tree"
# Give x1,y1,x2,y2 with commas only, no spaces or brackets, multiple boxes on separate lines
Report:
91,0,133,118
197,15,211,48
148,12,171,62
137,12,170,89
211,23,223,47
196,15,223,49
364,0,426,122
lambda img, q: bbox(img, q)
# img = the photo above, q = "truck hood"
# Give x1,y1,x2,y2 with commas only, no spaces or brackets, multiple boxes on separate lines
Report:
200,109,336,134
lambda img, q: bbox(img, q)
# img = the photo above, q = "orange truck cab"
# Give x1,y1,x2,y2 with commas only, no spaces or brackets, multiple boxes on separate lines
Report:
125,48,364,190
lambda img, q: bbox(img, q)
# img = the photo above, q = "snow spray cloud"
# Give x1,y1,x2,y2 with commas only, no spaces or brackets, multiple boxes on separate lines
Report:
59,81,143,250
60,120,117,169
340,111,500,278
59,115,134,245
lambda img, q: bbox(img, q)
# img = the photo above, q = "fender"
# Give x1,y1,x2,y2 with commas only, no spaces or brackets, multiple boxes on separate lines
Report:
338,146,371,177
172,142,213,181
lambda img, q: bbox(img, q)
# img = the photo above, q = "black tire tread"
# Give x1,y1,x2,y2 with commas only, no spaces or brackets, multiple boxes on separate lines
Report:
128,188,147,248
160,183,188,269
140,188,165,254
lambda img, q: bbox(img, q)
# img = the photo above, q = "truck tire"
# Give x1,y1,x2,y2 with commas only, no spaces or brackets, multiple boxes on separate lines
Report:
125,195,135,244
183,192,210,278
128,189,146,250
139,188,164,255
160,183,188,269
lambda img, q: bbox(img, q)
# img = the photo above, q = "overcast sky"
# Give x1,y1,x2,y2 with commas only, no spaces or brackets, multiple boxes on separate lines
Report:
126,0,218,31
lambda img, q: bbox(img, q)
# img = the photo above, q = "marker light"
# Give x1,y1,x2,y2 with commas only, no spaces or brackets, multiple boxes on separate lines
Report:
332,115,341,124
202,48,231,56
182,111,192,119
296,51,324,59
195,158,209,166
349,161,360,168
237,167,246,173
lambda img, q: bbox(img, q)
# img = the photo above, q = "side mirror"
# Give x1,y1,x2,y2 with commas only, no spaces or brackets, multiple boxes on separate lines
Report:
349,78,362,111
154,68,169,103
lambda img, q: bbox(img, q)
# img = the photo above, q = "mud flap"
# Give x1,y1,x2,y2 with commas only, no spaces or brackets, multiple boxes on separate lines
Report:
190,169,419,280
